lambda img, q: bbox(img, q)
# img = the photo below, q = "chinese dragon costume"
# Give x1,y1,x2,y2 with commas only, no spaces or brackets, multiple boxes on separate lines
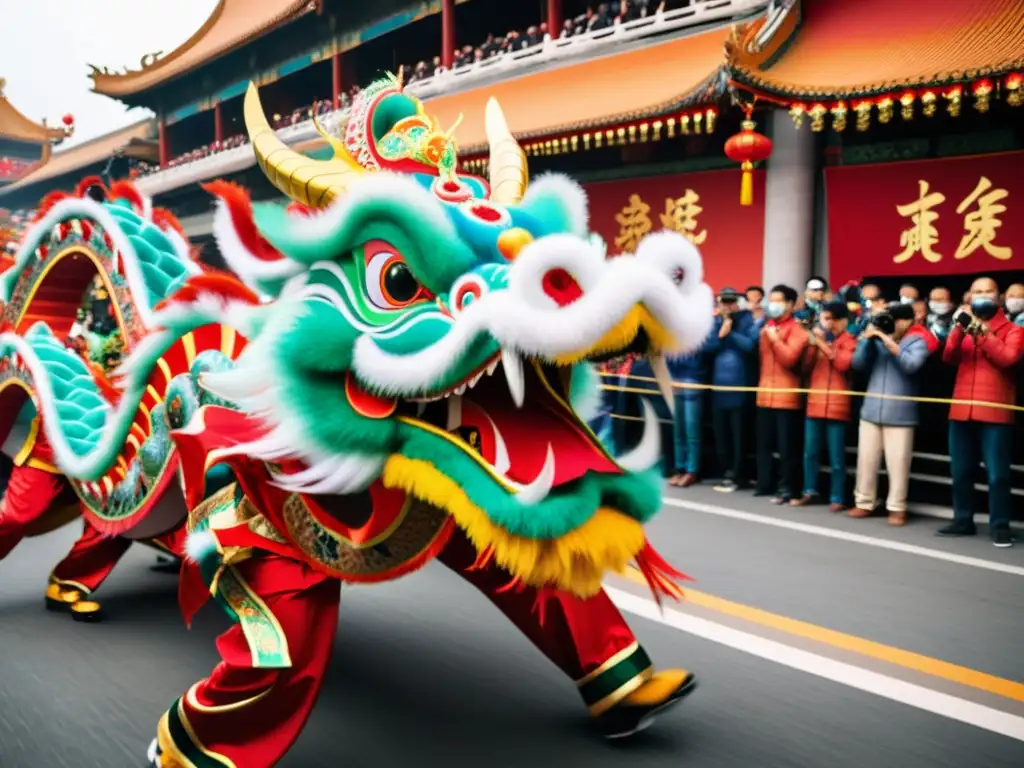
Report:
0,177,240,620
19,73,714,764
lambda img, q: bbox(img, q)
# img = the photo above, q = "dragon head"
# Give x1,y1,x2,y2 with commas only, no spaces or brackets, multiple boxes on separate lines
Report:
186,76,713,597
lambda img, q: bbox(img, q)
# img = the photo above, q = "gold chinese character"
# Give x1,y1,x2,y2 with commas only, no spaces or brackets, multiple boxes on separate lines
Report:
660,189,707,245
954,176,1011,260
614,194,652,253
894,180,946,264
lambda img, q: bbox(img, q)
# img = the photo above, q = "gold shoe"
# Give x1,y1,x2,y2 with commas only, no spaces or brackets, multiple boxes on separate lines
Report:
595,669,698,739
44,583,82,612
71,600,103,623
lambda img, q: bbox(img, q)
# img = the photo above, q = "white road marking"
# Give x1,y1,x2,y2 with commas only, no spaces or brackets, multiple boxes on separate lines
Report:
662,497,1024,577
606,586,1024,742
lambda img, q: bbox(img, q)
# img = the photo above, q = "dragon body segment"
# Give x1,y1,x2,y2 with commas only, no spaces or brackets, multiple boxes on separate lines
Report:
0,178,246,539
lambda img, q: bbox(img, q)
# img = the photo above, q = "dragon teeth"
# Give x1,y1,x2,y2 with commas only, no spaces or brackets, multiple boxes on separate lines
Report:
501,350,525,409
454,384,467,396
486,359,499,376
467,372,483,389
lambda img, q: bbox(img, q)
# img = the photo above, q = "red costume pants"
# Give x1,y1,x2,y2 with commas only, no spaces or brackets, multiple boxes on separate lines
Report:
1,465,132,594
155,531,652,768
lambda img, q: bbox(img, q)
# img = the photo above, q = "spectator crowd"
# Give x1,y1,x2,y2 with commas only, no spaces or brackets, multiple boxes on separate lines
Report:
138,0,702,174
594,276,1024,548
406,1,691,82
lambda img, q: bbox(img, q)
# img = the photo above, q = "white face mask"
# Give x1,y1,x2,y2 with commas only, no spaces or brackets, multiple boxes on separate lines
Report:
900,295,914,304
1007,297,1024,315
929,300,952,316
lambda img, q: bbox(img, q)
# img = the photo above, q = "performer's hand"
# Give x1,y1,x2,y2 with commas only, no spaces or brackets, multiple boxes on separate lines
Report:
765,325,779,341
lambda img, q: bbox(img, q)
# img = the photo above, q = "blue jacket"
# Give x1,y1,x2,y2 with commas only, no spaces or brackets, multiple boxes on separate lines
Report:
704,310,759,410
852,333,928,426
665,326,715,402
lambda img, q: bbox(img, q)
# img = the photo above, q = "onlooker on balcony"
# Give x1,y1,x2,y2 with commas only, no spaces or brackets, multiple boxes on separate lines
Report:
754,284,808,504
938,276,1024,547
850,302,928,525
792,302,856,511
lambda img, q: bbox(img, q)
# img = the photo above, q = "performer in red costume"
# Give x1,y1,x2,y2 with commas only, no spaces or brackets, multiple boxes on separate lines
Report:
147,74,709,767
1,413,183,620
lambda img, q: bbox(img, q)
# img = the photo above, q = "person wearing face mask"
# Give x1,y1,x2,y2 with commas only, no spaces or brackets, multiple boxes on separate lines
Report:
850,302,929,525
704,288,759,493
755,285,809,504
898,283,919,304
938,276,1023,547
1005,283,1024,327
925,286,956,341
791,302,857,511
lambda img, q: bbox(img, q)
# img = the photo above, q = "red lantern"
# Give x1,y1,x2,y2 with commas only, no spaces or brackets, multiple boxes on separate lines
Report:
62,113,74,126
724,118,772,206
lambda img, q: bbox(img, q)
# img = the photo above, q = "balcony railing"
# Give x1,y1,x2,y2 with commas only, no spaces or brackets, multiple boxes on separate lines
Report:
134,0,769,198
405,0,770,100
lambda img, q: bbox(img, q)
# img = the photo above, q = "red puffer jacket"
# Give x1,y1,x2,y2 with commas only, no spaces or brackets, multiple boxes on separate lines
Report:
942,309,1024,425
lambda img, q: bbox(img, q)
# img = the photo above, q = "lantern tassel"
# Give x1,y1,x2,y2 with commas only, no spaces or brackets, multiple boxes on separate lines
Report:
740,161,754,206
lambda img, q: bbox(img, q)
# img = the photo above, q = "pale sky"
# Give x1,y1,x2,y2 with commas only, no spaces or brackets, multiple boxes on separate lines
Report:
0,0,218,148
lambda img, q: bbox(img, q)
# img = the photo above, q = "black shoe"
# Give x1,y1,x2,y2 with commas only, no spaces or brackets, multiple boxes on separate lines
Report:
936,521,977,537
595,672,698,739
992,528,1014,548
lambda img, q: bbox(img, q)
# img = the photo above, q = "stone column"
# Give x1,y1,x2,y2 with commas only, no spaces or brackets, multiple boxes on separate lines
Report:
761,109,815,290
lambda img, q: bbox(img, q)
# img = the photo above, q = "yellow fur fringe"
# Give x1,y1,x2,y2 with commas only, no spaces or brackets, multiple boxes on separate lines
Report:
381,455,645,597
551,307,678,365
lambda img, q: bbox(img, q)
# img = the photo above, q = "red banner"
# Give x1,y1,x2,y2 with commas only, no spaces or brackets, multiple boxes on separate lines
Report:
826,150,1024,285
584,169,766,291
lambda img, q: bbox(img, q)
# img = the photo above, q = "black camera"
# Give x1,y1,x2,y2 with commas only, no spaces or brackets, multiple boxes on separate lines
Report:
869,312,895,336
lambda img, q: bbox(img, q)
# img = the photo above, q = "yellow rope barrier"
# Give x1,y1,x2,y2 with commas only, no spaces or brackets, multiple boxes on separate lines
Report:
597,372,1024,413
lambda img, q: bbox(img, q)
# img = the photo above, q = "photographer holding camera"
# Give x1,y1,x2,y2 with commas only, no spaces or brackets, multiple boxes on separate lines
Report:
850,302,929,525
937,277,1023,547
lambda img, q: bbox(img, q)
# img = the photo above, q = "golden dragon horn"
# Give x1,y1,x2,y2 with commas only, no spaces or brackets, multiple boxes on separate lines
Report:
484,97,528,205
244,82,363,208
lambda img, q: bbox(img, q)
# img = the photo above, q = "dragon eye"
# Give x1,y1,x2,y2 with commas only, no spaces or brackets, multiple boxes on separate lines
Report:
364,242,425,310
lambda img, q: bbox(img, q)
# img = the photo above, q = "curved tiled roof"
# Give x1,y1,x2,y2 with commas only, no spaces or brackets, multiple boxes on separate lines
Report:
731,0,1024,98
0,120,156,198
424,30,731,153
90,0,318,98
0,79,69,145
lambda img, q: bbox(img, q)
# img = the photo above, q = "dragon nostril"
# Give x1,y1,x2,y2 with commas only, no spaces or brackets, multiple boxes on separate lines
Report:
542,268,583,307
672,266,686,286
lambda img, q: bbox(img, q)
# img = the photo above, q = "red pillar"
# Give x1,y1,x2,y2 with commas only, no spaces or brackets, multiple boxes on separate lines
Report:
331,51,342,110
214,103,224,144
441,0,455,69
547,0,562,38
158,115,169,169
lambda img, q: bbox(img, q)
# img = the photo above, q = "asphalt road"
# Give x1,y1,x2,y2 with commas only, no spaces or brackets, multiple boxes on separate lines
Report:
2,485,1024,768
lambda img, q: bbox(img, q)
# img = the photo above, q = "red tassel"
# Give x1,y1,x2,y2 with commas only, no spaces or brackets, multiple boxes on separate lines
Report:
466,546,495,572
634,540,691,607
